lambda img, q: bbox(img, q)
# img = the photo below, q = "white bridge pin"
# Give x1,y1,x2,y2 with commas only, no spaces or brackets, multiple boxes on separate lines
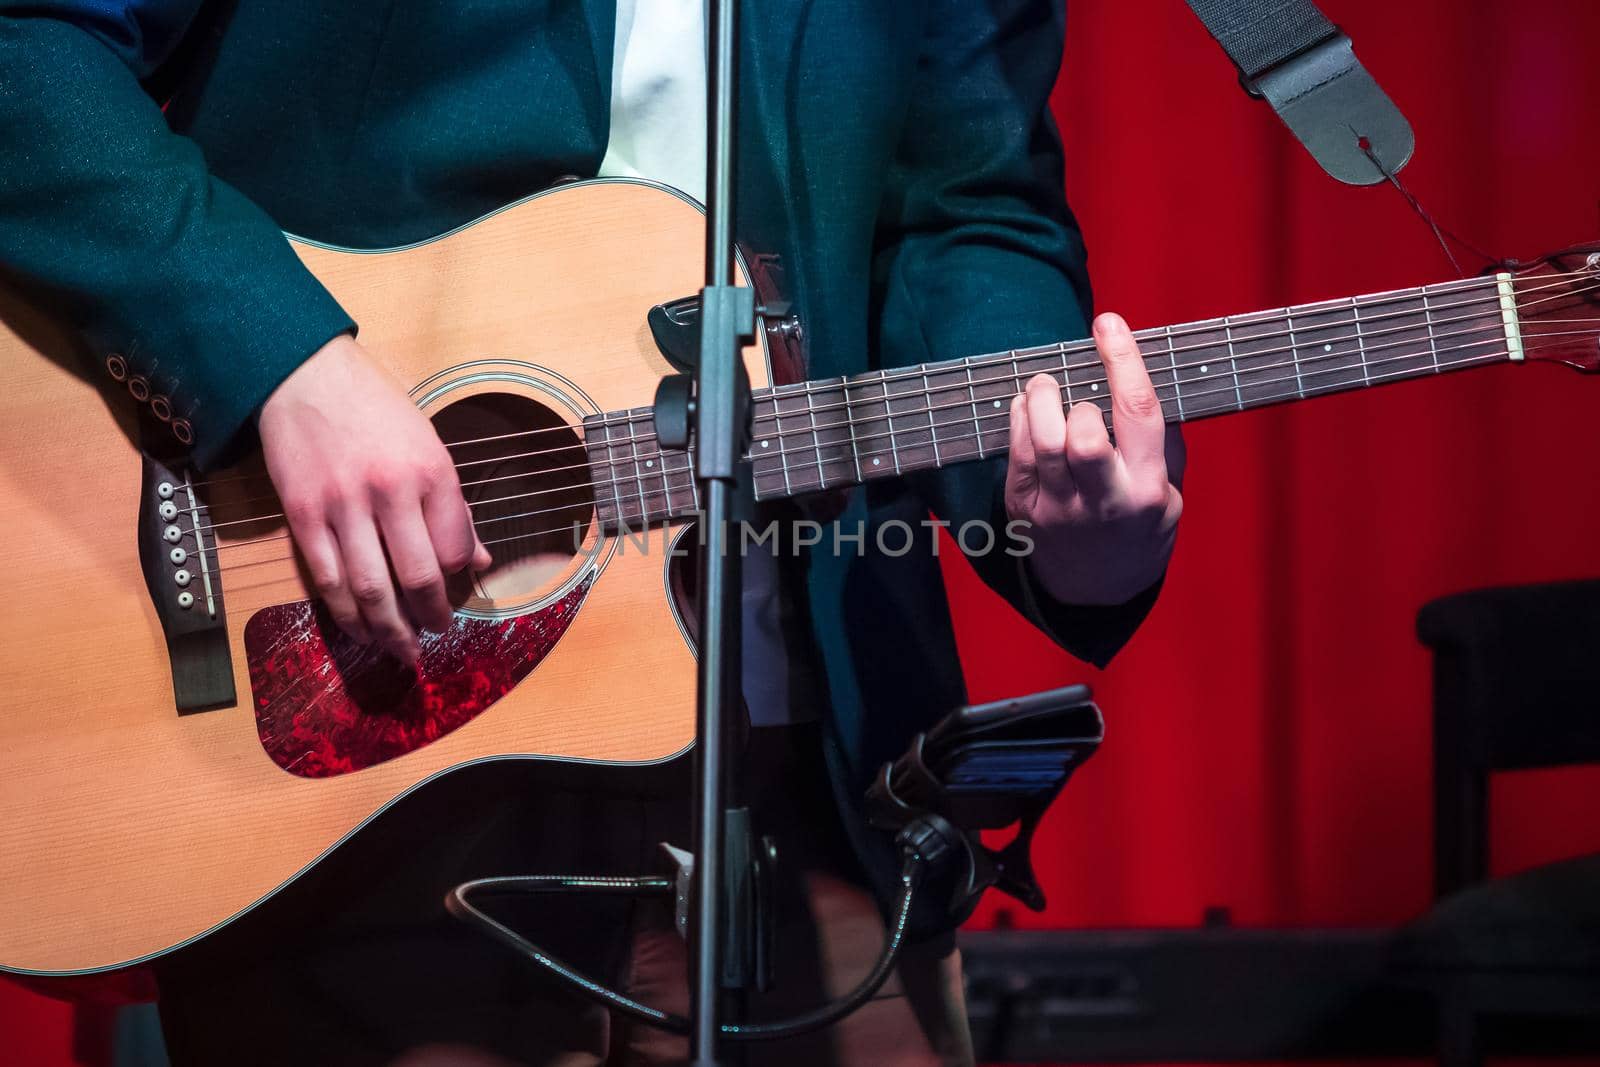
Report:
158,501,179,521
163,525,183,544
173,569,192,587
169,547,187,565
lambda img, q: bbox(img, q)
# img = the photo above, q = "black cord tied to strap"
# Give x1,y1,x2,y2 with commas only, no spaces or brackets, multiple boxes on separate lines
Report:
1184,0,1415,186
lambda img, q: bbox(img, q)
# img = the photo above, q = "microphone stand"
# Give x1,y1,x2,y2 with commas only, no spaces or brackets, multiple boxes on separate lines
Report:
686,0,751,1061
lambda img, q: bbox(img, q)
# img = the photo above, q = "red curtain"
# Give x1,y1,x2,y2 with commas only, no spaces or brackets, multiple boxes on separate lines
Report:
955,0,1600,932
6,0,1600,1062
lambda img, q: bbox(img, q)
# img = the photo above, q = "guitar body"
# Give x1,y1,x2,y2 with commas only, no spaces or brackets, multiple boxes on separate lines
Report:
0,179,771,977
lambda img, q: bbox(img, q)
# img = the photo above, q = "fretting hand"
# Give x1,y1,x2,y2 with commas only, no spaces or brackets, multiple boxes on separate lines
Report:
258,335,490,665
1004,312,1185,606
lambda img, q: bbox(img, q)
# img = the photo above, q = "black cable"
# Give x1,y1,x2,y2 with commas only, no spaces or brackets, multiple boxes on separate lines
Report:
446,852,927,1042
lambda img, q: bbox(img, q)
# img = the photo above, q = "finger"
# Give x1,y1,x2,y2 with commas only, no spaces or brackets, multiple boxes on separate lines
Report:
283,502,369,644
333,508,419,665
1064,401,1117,501
1164,424,1188,490
1004,391,1039,516
1093,312,1166,475
377,499,454,634
420,473,488,577
1023,374,1074,495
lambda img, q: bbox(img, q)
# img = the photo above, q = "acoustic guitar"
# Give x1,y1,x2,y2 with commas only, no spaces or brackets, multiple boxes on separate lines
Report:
1,177,1596,981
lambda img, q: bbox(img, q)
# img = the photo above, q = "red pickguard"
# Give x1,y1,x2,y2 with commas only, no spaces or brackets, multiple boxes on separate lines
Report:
244,578,590,778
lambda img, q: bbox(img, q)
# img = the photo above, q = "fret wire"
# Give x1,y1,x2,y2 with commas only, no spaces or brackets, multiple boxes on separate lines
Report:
1163,325,1185,419
1421,285,1441,372
841,385,865,483
653,415,672,517
880,373,903,475
605,420,627,529
804,386,827,490
1352,297,1372,387
963,362,985,459
627,414,649,524
1285,308,1306,399
1055,345,1075,407
774,396,795,497
920,366,942,468
1222,315,1244,411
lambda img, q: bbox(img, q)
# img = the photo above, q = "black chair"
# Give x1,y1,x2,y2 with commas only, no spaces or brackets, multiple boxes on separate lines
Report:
1393,579,1600,1066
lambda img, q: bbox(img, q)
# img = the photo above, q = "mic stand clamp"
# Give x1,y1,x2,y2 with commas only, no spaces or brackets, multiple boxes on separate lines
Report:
865,685,1106,931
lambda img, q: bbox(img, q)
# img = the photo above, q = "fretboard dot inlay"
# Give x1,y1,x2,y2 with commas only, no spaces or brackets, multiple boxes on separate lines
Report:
1324,343,1333,352
872,457,882,466
992,400,1003,408
1200,365,1208,373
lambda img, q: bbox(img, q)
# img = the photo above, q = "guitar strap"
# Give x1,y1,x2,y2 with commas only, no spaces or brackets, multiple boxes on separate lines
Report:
1183,0,1415,186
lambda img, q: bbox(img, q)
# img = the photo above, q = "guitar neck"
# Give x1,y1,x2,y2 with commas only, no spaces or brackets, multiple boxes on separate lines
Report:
587,274,1519,528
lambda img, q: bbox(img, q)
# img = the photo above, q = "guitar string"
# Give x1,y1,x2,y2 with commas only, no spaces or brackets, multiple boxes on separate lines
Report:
170,268,1592,498
194,328,1597,571
175,271,1594,517
425,328,1600,532
192,317,1559,546
193,309,1522,541
205,331,1594,588
185,293,1595,543
181,273,1598,532
166,273,1507,501
189,309,1596,548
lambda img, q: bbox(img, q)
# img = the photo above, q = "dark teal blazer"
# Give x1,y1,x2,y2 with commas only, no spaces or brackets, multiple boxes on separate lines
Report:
0,0,1157,895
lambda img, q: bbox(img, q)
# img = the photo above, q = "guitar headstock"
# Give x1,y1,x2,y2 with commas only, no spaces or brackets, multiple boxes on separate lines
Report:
1507,245,1600,372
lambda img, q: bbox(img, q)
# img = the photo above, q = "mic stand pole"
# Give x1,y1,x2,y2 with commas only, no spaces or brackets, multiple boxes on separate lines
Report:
689,0,752,1062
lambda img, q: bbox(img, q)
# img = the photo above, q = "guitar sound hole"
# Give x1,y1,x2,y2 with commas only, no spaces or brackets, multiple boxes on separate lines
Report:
429,392,595,604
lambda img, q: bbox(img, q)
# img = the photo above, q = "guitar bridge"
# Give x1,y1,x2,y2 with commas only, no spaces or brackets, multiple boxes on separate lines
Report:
138,450,235,713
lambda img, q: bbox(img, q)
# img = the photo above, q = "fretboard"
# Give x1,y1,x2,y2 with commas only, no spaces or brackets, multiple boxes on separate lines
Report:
586,274,1515,530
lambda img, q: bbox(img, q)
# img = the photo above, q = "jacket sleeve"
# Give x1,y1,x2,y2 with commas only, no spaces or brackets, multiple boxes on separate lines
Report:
0,3,355,469
872,0,1159,668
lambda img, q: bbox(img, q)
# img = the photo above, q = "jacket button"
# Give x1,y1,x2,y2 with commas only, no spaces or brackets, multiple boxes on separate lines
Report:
105,353,127,381
170,419,193,446
150,394,172,422
127,375,150,402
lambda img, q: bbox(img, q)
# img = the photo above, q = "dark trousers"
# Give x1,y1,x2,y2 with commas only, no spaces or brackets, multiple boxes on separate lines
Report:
156,725,972,1066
